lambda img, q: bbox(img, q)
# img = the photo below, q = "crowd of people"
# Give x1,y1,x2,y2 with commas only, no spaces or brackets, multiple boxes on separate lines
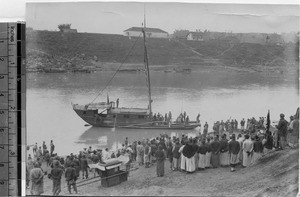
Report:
26,110,299,196
152,111,201,125
212,117,267,136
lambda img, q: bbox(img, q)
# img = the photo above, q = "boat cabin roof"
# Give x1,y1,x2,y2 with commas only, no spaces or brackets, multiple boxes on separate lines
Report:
110,107,150,115
73,102,112,110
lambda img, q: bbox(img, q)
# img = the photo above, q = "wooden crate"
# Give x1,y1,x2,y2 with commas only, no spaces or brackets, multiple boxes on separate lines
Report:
119,170,129,183
101,175,120,187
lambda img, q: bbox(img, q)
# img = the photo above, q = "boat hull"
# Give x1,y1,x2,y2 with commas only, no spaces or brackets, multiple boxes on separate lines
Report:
118,124,200,130
73,107,200,130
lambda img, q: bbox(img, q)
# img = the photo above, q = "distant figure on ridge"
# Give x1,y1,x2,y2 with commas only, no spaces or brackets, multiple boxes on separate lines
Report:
276,113,288,150
50,140,55,156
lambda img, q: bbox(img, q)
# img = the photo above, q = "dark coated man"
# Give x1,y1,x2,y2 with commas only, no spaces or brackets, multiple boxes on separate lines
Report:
276,113,288,150
228,134,240,172
65,163,78,194
50,161,63,196
80,155,89,179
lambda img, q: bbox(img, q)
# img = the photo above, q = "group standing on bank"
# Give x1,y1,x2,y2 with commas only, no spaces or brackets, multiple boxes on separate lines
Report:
26,109,299,196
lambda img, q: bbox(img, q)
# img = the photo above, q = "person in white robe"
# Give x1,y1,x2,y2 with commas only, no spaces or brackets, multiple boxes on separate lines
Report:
237,134,244,165
136,141,144,166
30,162,44,195
198,140,207,170
242,134,253,167
182,139,196,173
219,135,230,166
178,143,186,171
205,137,212,168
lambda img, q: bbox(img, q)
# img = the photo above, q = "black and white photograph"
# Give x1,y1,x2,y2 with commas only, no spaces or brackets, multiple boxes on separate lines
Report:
25,1,299,196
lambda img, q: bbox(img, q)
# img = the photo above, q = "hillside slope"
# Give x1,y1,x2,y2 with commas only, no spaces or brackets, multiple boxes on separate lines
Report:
26,30,298,72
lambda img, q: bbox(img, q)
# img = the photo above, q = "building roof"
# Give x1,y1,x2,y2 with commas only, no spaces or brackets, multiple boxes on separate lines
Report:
124,27,168,34
187,31,204,39
110,107,150,115
188,31,204,36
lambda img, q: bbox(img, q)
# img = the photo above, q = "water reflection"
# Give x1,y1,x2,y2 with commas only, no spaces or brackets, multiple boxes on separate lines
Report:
77,126,198,151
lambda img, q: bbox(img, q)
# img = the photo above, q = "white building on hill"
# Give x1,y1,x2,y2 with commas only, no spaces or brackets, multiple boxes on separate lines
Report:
62,28,77,33
124,27,169,38
187,31,204,41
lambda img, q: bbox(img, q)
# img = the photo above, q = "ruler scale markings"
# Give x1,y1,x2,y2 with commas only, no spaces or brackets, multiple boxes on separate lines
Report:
8,22,17,197
0,22,25,197
0,23,7,196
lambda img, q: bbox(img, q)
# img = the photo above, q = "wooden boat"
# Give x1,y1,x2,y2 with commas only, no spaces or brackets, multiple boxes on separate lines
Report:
73,24,200,130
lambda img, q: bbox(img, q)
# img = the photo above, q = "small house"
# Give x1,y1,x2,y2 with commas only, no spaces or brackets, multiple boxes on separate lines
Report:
62,28,77,33
187,31,204,41
124,27,169,38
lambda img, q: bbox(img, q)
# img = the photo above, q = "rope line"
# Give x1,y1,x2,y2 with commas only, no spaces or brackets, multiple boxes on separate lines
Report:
88,33,142,105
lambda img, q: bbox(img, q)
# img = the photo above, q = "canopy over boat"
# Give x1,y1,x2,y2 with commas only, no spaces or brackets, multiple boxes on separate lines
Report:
73,102,113,110
110,107,150,115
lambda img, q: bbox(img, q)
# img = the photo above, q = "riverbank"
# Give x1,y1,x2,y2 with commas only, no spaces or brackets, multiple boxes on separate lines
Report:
26,30,298,75
26,59,294,81
27,146,298,196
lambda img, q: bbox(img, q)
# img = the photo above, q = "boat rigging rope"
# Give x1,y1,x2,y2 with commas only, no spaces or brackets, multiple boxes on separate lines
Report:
88,33,142,105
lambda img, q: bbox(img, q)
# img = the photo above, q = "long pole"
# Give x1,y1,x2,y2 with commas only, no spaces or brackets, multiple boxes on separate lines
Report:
144,4,146,30
143,5,152,116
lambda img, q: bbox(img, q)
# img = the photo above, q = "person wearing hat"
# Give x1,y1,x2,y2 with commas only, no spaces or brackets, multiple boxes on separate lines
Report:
136,141,144,166
50,161,64,196
144,141,151,168
210,136,220,168
205,137,212,168
292,113,299,148
150,140,157,165
42,141,47,156
155,145,165,177
172,140,181,171
64,155,72,169
276,113,288,150
50,140,55,156
251,135,263,164
287,115,295,147
30,162,44,195
80,154,89,179
197,139,207,170
242,134,253,167
65,163,78,194
178,140,186,172
33,142,38,156
219,134,229,167
237,134,244,165
73,155,81,178
228,134,240,172
182,139,196,173
240,119,245,131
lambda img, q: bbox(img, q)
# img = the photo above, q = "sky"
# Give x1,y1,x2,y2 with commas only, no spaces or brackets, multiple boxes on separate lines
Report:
25,2,299,34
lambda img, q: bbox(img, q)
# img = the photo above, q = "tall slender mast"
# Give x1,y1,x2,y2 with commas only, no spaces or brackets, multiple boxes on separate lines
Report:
143,5,152,116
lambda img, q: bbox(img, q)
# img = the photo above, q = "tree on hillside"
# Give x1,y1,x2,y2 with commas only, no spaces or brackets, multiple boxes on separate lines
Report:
173,29,190,39
58,24,72,32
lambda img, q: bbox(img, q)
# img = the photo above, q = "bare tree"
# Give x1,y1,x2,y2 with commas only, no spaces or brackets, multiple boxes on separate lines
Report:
58,24,72,32
173,29,190,39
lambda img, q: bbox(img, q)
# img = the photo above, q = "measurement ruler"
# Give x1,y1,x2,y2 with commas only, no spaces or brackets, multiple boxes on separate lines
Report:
0,22,26,196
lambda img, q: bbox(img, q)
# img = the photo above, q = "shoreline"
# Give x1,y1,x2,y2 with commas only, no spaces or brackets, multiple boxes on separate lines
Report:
26,60,296,75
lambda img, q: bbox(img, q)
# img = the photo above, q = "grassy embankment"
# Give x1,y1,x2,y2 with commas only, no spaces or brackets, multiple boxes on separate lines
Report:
26,30,298,73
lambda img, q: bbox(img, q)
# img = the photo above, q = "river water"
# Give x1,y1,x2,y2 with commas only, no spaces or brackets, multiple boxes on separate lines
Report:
27,70,299,155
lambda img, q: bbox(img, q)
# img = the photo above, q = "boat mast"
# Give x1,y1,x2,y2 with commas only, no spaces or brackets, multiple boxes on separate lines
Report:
142,5,152,116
